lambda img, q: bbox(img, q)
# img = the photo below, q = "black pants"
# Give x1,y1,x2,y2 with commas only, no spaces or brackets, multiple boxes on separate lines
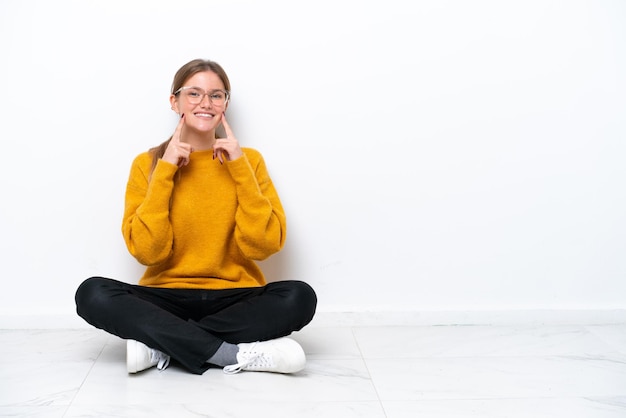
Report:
75,277,317,374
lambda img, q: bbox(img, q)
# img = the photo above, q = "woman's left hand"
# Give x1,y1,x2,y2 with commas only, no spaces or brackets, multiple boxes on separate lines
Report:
213,113,243,163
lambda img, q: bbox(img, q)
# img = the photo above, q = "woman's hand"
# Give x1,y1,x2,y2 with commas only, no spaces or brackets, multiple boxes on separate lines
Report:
162,114,194,167
213,113,243,164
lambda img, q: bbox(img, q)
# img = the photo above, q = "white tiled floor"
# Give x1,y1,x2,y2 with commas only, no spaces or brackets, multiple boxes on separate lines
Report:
1,324,625,417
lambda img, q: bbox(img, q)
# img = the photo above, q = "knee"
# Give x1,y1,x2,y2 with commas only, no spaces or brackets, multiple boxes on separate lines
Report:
283,281,317,324
294,281,317,310
75,276,114,318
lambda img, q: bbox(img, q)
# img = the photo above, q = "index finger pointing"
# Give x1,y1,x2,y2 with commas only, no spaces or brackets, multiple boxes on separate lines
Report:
221,113,234,138
172,113,185,144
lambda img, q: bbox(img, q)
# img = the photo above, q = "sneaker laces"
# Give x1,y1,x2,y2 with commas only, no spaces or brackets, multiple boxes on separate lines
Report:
223,342,274,375
151,349,170,371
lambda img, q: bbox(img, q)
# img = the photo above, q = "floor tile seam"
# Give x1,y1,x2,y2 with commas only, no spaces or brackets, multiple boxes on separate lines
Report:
350,327,389,418
63,341,107,414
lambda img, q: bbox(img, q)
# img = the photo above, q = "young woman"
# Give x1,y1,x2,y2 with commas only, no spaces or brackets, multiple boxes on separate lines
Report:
75,59,317,375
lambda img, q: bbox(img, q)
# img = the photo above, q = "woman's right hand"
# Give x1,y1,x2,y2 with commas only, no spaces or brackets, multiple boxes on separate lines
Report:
162,114,193,167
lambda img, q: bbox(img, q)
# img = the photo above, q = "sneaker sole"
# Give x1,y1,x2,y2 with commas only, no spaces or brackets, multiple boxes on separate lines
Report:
127,339,139,374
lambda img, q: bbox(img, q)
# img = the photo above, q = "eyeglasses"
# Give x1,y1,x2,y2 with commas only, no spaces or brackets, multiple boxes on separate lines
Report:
174,86,230,106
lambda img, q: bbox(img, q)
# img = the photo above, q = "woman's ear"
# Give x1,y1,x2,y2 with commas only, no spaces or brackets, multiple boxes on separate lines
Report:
170,94,180,115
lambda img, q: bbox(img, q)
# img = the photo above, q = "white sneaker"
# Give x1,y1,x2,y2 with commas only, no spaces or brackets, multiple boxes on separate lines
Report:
127,339,170,374
223,337,306,375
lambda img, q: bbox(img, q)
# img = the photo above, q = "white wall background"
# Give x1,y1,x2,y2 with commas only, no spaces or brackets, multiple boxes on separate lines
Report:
1,0,625,325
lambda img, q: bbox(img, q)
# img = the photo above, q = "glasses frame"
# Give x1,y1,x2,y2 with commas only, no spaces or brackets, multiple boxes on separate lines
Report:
174,86,230,106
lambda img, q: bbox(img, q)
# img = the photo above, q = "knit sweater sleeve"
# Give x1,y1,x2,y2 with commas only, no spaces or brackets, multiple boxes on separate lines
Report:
121,153,178,266
226,149,287,260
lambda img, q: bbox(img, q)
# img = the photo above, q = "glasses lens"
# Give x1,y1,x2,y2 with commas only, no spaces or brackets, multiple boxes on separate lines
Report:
182,88,228,106
182,88,201,104
209,91,227,106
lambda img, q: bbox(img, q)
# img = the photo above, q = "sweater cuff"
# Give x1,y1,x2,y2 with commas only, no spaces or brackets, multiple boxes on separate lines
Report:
154,158,179,180
225,154,254,184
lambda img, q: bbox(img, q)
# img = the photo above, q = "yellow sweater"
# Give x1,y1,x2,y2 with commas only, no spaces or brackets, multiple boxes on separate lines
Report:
122,147,286,289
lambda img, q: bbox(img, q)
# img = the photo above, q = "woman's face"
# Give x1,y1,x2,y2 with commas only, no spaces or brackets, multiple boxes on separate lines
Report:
170,70,228,134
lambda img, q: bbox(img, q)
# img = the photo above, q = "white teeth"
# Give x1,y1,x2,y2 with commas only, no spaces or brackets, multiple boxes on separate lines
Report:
195,113,213,117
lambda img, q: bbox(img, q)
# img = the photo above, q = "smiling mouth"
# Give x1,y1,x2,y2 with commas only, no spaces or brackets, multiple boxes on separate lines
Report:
194,113,214,118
